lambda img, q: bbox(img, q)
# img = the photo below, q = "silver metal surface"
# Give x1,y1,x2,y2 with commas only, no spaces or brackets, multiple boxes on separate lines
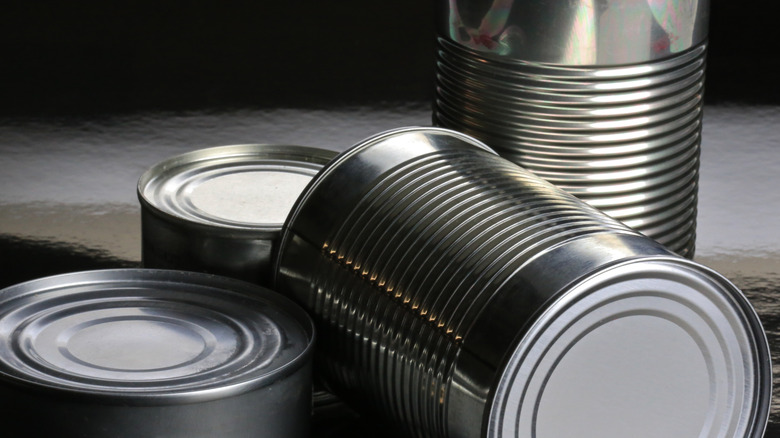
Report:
273,127,771,438
437,0,709,65
137,144,336,286
433,0,709,259
0,268,314,437
484,257,767,438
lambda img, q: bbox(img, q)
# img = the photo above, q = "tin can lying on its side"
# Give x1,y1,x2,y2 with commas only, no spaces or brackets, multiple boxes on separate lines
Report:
137,144,336,287
273,127,771,438
0,269,314,438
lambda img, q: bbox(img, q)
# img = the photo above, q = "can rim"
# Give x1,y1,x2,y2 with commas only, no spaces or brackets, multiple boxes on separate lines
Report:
137,144,337,235
483,255,771,438
0,268,316,405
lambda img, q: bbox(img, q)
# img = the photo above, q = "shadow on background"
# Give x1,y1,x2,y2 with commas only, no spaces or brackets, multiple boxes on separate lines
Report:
0,235,138,289
0,2,777,117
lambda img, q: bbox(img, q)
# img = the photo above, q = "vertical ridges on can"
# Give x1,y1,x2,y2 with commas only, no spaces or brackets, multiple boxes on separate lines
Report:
275,127,770,438
433,36,707,258
304,148,637,437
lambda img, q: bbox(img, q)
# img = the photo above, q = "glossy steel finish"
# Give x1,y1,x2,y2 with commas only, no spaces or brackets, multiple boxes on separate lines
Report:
478,253,768,438
274,127,771,438
0,269,315,438
433,0,709,258
438,0,709,64
138,144,336,286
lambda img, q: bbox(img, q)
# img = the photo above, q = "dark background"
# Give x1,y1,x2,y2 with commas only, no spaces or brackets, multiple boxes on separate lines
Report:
1,2,436,116
0,1,777,118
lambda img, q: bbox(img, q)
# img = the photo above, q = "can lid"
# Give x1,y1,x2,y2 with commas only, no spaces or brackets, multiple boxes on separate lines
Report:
0,269,315,404
138,144,336,232
488,258,771,438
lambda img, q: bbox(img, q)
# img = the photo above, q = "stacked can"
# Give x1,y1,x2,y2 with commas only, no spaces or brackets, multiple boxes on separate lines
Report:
274,127,770,438
432,0,709,258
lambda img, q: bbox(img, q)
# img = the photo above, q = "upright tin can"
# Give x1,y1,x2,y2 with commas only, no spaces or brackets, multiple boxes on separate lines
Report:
433,0,710,258
137,144,336,287
0,269,314,438
274,127,771,438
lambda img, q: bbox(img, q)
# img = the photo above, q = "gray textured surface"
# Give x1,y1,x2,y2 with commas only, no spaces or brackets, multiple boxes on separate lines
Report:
0,103,777,436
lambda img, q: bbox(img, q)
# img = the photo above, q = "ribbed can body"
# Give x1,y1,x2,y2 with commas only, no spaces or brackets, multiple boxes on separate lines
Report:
432,0,709,258
303,147,628,436
274,128,770,438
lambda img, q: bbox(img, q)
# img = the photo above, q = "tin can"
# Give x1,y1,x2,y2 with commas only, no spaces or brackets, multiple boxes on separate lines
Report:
432,0,710,258
137,144,336,286
273,127,771,438
0,268,314,438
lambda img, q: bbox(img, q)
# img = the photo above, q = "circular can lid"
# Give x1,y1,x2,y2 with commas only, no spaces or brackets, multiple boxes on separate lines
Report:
0,269,315,405
488,258,771,438
138,144,336,233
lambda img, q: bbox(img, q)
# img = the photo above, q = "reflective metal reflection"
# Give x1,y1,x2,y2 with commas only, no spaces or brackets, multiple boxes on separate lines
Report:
440,0,708,64
433,0,709,258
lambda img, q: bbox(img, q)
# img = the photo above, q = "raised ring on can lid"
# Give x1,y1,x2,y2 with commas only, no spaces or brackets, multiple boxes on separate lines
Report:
487,258,771,438
0,269,315,404
138,144,336,233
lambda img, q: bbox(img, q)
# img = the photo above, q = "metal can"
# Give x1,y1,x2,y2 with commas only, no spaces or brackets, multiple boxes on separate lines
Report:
137,144,336,287
432,0,709,258
273,127,771,438
0,268,314,438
